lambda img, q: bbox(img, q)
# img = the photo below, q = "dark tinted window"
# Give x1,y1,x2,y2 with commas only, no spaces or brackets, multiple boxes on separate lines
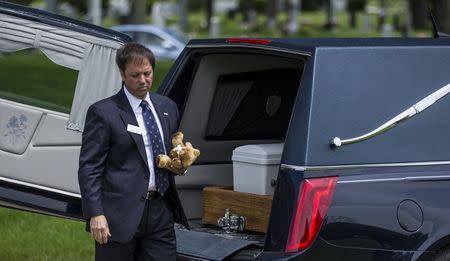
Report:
205,68,302,140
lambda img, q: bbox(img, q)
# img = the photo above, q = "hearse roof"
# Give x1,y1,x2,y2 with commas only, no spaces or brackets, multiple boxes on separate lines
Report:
0,1,131,44
189,37,450,49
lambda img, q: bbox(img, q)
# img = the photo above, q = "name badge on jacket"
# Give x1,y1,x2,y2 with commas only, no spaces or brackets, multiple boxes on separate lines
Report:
127,124,142,135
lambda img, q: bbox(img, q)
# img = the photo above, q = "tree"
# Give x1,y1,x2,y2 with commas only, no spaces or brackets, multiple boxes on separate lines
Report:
266,0,276,30
378,0,386,31
409,0,427,29
239,0,250,24
123,0,146,24
206,0,213,30
347,0,366,28
432,0,450,33
180,0,188,32
324,0,337,29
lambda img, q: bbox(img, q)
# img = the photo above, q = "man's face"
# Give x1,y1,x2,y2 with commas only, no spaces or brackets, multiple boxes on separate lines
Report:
121,58,153,99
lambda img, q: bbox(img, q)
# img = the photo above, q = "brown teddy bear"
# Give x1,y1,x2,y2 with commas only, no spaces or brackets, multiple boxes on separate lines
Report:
156,132,200,175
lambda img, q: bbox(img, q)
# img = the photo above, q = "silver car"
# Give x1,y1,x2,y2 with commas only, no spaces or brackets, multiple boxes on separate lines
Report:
111,24,188,60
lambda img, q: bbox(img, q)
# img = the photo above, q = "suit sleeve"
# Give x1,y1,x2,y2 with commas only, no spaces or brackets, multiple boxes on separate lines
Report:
78,105,110,220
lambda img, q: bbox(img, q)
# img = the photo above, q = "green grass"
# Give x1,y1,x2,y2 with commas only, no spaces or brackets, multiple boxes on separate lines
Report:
0,208,92,261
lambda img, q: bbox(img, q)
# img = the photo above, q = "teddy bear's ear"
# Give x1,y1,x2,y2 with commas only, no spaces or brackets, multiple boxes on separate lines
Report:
171,131,183,138
171,132,184,146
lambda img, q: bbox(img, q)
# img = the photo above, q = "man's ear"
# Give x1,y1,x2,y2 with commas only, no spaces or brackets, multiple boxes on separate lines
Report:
119,70,125,80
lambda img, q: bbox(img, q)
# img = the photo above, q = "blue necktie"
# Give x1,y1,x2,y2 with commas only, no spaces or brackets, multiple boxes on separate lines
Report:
140,100,169,195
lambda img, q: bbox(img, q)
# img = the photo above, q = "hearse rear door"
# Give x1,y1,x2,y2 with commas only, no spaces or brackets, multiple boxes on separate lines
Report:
0,2,129,219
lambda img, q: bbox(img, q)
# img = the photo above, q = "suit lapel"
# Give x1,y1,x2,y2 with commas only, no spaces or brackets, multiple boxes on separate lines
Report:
113,89,149,167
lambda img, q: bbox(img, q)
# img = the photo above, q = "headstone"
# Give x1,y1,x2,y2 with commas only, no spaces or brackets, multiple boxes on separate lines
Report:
46,0,57,13
108,0,130,18
88,0,101,25
287,0,299,34
382,24,393,37
362,13,371,34
152,2,165,27
210,16,220,38
248,9,258,31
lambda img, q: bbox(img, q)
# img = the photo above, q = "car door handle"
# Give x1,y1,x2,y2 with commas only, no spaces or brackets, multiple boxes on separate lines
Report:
330,83,450,147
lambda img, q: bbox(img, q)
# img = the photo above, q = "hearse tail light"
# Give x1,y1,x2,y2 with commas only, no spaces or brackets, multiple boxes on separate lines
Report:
285,176,338,253
226,38,272,45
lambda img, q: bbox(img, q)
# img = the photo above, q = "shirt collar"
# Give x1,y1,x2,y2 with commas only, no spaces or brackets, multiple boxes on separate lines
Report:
123,86,151,112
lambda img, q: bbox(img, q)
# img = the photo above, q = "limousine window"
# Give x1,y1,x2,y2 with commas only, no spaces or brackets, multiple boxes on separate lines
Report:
0,49,78,113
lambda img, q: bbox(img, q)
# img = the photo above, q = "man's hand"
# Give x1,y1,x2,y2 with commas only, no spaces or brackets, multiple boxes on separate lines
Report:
90,215,111,244
171,166,187,175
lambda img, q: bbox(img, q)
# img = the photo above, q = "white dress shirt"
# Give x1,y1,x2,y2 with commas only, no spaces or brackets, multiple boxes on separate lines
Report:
124,87,166,191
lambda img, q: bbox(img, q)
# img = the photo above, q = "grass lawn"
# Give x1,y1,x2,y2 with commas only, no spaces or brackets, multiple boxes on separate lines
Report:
0,208,92,260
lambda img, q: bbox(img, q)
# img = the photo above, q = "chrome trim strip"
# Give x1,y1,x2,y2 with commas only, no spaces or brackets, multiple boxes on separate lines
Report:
331,83,450,147
0,97,69,117
186,44,311,57
307,161,450,170
338,175,450,184
280,164,306,171
0,177,81,198
0,200,82,220
281,161,450,171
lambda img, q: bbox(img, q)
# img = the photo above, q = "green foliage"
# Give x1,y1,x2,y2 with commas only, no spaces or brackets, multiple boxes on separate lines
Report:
188,0,207,11
153,60,174,92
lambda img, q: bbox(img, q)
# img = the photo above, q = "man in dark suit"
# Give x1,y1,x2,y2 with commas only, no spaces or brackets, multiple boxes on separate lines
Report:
78,42,188,261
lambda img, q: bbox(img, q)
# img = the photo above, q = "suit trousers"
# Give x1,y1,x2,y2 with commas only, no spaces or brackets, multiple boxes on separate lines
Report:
95,195,176,261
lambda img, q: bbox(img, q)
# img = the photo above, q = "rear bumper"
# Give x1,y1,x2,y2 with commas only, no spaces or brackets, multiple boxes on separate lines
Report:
176,236,422,261
256,238,417,261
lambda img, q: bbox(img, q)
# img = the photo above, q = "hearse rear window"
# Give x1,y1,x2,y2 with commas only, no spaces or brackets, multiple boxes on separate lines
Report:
205,68,301,140
0,49,78,113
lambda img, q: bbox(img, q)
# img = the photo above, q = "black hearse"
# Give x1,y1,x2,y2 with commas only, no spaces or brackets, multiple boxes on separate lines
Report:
1,2,450,260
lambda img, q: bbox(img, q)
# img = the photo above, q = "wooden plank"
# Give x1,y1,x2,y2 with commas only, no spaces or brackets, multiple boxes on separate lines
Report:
202,186,273,233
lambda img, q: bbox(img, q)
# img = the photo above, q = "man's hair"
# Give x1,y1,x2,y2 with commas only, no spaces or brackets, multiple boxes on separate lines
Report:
116,42,156,73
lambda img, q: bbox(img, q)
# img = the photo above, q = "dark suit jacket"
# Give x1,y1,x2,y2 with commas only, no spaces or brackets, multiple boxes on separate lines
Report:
78,88,188,243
